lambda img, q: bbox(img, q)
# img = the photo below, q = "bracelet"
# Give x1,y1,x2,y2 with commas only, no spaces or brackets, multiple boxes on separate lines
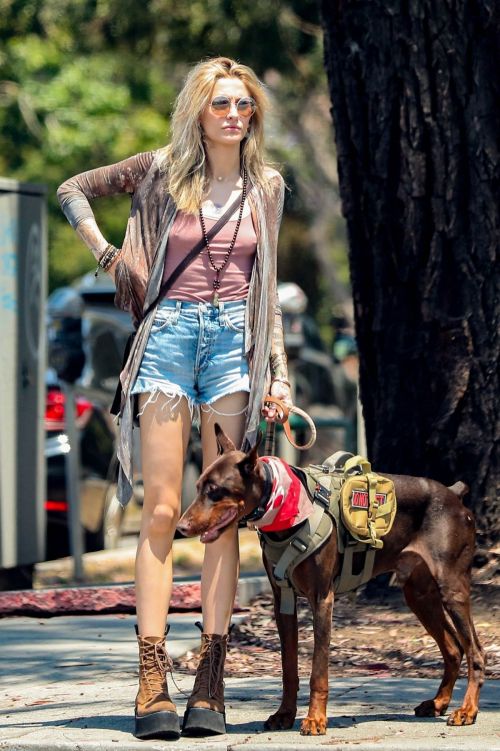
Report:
100,244,120,269
271,377,291,388
94,243,121,276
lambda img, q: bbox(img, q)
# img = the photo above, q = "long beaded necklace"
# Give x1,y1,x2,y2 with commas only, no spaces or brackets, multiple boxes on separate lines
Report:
199,169,248,307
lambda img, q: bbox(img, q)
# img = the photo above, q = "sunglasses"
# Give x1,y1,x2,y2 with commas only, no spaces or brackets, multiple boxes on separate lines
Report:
209,96,256,118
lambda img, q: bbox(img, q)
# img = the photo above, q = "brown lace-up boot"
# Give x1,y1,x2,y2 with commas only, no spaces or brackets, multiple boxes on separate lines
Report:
182,626,229,736
134,625,180,739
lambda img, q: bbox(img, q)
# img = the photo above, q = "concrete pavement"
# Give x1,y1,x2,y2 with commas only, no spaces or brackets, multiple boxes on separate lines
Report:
1,611,499,750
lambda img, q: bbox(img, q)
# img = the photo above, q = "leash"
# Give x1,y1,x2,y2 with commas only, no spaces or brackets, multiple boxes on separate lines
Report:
263,420,277,455
262,396,317,451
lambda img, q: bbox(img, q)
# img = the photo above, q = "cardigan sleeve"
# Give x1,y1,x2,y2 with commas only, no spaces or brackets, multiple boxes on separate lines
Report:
57,151,155,229
268,174,289,382
56,151,155,261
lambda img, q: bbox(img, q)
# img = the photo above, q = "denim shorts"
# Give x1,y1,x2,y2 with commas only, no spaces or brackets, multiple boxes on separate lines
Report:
131,299,250,421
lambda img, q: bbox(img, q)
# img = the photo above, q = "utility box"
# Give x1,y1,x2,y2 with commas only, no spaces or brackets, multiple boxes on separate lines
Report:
0,178,47,569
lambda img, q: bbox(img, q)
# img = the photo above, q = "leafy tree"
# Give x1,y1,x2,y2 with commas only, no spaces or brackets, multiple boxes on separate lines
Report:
0,0,347,322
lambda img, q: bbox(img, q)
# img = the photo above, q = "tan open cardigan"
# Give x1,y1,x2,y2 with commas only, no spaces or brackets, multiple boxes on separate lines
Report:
57,149,289,506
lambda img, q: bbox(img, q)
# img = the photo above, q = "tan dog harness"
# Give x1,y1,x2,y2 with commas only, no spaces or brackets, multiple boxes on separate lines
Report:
258,452,397,614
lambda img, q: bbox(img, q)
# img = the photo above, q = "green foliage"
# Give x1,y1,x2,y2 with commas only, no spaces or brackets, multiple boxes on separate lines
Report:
0,0,348,325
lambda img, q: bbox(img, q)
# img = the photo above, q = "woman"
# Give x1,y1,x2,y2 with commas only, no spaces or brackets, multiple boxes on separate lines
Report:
57,56,291,740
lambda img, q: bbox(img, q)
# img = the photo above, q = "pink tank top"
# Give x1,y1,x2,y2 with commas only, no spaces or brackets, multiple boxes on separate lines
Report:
162,210,257,302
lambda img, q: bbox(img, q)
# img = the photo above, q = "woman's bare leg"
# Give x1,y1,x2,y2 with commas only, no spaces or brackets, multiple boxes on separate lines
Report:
135,392,192,636
199,391,248,634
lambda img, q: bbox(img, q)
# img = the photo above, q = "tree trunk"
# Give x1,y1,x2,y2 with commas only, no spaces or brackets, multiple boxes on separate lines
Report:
320,0,499,549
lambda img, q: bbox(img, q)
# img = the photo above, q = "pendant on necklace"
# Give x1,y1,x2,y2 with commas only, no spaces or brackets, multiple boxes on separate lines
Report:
213,290,220,307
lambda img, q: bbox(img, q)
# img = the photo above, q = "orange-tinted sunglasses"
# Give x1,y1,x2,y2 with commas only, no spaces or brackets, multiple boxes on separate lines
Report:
210,96,256,118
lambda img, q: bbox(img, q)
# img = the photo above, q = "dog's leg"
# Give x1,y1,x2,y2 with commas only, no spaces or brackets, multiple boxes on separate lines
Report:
421,511,486,727
264,596,299,730
264,565,299,731
403,567,464,718
300,587,334,736
398,527,485,727
436,575,485,726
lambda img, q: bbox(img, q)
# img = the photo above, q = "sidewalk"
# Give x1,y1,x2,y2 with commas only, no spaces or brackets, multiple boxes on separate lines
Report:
1,611,498,750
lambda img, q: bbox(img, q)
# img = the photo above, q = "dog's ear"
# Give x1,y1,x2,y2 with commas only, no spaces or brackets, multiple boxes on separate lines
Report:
236,438,260,478
214,422,236,455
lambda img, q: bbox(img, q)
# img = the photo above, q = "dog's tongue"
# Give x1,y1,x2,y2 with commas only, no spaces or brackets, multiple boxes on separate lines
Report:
200,528,221,543
200,508,238,543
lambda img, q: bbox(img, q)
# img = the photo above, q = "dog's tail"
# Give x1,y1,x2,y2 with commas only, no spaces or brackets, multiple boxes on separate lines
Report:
448,480,469,499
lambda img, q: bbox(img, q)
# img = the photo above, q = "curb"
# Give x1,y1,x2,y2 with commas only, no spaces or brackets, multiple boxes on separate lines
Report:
0,574,271,618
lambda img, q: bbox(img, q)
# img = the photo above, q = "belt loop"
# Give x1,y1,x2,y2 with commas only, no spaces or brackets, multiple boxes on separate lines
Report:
218,299,225,326
174,299,181,323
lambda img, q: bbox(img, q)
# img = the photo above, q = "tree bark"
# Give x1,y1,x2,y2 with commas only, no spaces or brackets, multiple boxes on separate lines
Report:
320,0,499,548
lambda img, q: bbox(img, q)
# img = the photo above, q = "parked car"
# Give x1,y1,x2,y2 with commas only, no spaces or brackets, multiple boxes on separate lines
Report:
45,273,204,560
44,275,342,559
278,282,339,408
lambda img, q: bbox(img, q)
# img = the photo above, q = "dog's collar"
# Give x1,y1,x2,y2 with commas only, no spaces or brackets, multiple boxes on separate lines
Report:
240,460,274,524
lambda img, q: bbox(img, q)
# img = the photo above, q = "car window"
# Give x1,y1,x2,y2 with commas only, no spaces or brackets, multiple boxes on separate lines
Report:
83,307,132,393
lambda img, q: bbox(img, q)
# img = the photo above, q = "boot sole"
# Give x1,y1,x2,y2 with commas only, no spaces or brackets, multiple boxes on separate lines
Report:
182,706,226,736
135,709,181,740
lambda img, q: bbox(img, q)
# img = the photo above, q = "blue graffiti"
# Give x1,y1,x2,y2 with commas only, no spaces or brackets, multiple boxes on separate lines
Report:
0,288,17,312
0,252,17,276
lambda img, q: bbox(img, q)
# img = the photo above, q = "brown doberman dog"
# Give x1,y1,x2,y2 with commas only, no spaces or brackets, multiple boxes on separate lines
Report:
177,424,485,736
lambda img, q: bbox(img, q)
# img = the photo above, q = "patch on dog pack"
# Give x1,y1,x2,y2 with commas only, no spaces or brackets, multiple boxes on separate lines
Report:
350,490,387,509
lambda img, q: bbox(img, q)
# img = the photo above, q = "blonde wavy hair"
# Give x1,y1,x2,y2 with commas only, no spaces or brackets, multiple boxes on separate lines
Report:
159,57,275,213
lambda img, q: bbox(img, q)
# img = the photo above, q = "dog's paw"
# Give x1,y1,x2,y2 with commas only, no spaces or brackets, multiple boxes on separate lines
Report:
300,716,327,735
447,708,477,726
264,710,296,731
414,699,446,717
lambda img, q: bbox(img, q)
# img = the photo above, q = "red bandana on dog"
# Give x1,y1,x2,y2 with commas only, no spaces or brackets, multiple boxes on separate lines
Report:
248,456,314,532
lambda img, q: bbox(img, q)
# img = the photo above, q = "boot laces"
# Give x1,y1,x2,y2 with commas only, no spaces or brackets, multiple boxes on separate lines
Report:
142,640,172,696
195,637,225,699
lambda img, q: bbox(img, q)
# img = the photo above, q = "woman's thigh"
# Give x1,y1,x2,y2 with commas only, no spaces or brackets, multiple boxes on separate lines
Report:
138,392,192,519
200,391,249,469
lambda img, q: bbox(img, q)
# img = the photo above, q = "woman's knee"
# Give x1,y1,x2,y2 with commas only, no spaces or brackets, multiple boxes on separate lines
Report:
142,492,181,537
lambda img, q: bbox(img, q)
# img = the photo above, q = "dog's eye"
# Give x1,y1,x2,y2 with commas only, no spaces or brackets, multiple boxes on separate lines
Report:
206,486,227,502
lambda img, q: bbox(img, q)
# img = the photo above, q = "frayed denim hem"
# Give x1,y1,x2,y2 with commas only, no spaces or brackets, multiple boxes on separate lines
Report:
130,383,250,430
132,384,200,426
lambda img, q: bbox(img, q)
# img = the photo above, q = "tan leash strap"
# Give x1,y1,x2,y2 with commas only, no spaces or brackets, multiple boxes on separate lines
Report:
263,396,317,451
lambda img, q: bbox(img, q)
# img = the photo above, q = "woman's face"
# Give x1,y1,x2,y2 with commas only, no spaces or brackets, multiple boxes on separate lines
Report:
199,77,254,148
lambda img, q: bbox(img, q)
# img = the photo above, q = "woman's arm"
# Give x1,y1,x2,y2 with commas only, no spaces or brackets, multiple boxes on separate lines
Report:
269,295,292,405
57,151,155,269
263,173,293,419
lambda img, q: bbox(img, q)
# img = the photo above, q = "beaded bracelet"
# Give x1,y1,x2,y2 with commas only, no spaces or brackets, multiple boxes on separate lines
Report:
94,243,121,277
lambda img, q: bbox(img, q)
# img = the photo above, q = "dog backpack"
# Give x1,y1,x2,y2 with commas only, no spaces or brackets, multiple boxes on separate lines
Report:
338,455,397,548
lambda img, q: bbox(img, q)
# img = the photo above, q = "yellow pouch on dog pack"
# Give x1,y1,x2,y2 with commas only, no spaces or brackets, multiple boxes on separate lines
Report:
340,455,397,549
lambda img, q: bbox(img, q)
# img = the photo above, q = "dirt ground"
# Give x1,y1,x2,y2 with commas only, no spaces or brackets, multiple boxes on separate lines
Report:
175,582,499,681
